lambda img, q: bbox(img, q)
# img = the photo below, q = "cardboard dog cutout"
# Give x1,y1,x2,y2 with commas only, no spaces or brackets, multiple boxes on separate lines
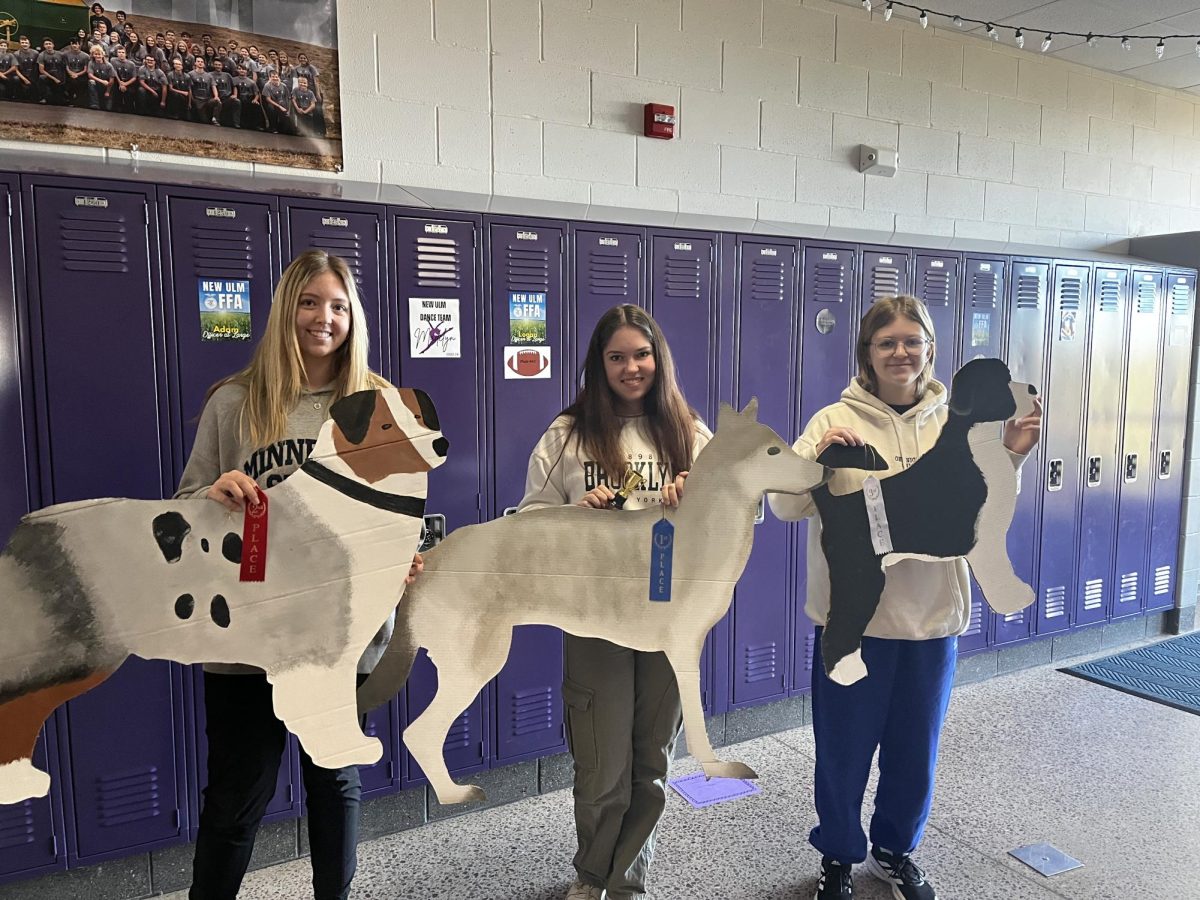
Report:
356,400,828,805
0,388,445,806
812,358,1037,686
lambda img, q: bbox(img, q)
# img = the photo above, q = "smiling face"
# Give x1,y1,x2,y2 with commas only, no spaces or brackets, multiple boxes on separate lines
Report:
867,315,932,404
294,270,351,369
603,324,657,416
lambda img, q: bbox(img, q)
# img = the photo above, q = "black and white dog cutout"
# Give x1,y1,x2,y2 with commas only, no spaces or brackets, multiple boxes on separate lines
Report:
812,358,1038,685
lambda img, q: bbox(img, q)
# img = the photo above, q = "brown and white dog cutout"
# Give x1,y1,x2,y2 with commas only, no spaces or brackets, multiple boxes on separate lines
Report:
0,387,446,805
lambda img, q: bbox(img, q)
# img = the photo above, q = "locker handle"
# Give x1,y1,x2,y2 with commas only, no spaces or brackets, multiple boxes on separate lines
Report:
502,506,519,517
1160,450,1172,479
1086,456,1101,487
419,513,447,552
754,495,765,525
1047,458,1064,491
1124,453,1138,483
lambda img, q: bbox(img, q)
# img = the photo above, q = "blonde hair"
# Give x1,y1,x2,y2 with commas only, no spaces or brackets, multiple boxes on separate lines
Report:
856,294,937,400
208,249,389,447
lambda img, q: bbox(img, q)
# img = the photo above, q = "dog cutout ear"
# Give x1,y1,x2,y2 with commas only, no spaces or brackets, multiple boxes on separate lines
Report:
717,402,737,431
816,443,890,471
948,372,975,417
330,390,377,445
739,397,759,422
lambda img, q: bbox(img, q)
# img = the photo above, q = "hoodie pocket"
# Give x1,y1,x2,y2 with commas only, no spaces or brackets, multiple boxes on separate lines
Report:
562,677,598,771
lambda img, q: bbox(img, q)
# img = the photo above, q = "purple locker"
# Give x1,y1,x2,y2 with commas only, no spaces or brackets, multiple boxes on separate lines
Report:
0,726,64,883
994,260,1049,646
489,219,567,766
572,226,645,383
1147,271,1197,610
859,247,910,308
793,244,856,692
162,192,278,468
957,256,1007,654
1035,262,1092,635
1075,266,1128,627
913,253,961,377
283,202,386,378
0,174,31,549
1112,270,1161,619
393,214,491,781
24,180,188,861
730,238,798,707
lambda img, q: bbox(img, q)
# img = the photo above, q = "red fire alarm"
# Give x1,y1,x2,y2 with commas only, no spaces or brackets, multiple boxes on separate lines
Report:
644,103,676,140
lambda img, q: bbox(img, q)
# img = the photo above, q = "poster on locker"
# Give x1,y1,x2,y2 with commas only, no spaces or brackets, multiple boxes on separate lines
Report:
199,278,251,341
503,345,551,379
0,1,342,171
409,298,460,358
508,292,547,345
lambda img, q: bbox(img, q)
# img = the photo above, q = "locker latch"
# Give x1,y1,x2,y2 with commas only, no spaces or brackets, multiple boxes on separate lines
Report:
1160,450,1172,479
418,513,447,552
1047,459,1064,491
1087,456,1101,487
754,495,765,525
503,506,519,517
1125,453,1138,483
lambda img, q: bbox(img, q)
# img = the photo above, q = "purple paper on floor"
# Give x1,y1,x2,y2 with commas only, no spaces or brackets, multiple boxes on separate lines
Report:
668,772,760,808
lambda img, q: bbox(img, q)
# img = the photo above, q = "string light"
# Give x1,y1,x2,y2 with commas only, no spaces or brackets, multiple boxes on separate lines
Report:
1156,38,1166,59
1086,33,1097,47
953,15,963,27
1015,29,1024,49
1195,39,1200,58
985,23,998,40
919,9,928,28
1041,33,1052,52
885,2,893,21
862,0,872,11
1121,37,1131,51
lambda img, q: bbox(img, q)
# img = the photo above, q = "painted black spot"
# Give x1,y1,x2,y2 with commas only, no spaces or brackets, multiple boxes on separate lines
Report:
152,512,191,563
330,390,376,444
211,595,231,628
433,436,449,457
175,594,195,619
201,538,210,553
222,533,242,564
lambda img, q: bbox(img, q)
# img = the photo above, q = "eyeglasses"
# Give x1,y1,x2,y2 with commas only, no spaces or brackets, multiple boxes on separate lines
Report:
869,336,932,354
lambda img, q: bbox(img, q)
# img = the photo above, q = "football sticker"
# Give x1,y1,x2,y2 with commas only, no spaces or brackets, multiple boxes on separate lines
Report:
504,346,552,379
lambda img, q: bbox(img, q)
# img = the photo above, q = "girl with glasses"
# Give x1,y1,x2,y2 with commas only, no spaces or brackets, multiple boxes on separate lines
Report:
770,295,1040,900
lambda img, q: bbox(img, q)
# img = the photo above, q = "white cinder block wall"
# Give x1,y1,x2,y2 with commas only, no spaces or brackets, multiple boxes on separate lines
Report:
4,0,1200,613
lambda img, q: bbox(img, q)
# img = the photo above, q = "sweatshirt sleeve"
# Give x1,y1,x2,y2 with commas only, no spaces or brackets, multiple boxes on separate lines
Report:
173,386,240,500
690,418,713,464
515,420,572,512
766,414,824,522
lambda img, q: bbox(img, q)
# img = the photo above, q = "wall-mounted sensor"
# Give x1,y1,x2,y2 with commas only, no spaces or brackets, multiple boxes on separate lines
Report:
859,145,898,177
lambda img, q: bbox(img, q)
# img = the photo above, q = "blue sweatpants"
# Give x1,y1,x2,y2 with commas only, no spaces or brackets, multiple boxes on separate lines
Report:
809,628,957,865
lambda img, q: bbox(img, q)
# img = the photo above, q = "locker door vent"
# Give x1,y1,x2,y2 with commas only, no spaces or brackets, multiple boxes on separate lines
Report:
868,264,901,301
363,717,380,739
1097,279,1120,314
1002,609,1025,624
0,802,35,850
1057,276,1083,311
1171,281,1191,316
744,642,778,683
1119,572,1138,605
751,256,786,302
971,270,998,308
802,630,816,670
1155,565,1172,596
510,686,554,737
96,767,163,828
505,243,549,292
305,226,367,291
59,213,129,272
1015,273,1043,309
663,251,702,299
443,711,472,750
191,224,254,278
1083,578,1104,611
417,236,462,289
1136,279,1157,314
587,244,633,298
920,264,952,308
963,598,984,637
810,259,848,304
1043,585,1067,619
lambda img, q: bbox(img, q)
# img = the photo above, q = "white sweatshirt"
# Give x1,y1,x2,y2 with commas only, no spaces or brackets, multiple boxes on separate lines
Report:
517,414,712,512
769,377,1024,641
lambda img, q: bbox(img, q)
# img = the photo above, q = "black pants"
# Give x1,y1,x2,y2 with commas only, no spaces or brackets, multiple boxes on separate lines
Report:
189,672,363,900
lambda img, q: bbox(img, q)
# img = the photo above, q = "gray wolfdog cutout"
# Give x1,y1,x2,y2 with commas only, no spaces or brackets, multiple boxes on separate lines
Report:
812,358,1037,686
357,400,828,805
0,387,445,805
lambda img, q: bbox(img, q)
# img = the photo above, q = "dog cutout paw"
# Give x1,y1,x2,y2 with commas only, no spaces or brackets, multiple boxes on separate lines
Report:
700,760,758,781
310,736,383,770
828,648,869,686
438,783,487,805
0,759,51,804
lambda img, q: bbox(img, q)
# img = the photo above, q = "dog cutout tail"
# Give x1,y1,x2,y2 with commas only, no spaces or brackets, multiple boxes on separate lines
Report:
357,627,419,716
816,443,890,471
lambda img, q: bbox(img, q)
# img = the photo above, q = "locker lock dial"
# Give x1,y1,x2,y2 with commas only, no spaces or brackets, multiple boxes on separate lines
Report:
1160,450,1172,479
418,514,447,552
1086,456,1101,487
1125,453,1138,483
1047,459,1064,491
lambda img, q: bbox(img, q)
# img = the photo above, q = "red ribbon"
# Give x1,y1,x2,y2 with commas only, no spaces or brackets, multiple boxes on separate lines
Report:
240,487,269,582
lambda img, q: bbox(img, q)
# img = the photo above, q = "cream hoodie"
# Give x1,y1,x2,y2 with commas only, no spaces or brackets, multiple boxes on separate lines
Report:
770,377,1021,641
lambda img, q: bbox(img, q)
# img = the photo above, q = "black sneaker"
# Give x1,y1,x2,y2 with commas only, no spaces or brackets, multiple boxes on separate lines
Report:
865,846,936,900
814,855,853,900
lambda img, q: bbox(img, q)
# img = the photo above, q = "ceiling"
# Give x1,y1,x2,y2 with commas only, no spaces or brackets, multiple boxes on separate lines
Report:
826,0,1200,94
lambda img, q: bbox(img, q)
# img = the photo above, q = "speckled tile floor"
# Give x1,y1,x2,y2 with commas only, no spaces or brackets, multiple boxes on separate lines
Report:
161,642,1200,899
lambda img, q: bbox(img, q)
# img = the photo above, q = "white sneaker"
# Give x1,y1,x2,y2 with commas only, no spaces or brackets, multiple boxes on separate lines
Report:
565,880,605,900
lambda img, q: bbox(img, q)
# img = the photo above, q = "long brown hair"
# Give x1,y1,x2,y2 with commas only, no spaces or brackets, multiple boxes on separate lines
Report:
856,294,937,400
561,304,698,483
206,249,389,447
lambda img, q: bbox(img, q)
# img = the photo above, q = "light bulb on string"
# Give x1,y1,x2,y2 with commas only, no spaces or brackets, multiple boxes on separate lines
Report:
1195,40,1200,58
862,0,872,11
884,2,893,22
1156,38,1166,59
1040,33,1052,52
986,23,998,40
953,15,964,27
1015,29,1024,49
1086,33,1097,47
919,10,928,29
1121,37,1130,51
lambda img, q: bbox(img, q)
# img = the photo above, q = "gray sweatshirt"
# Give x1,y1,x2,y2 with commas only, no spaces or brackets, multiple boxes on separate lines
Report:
176,382,395,674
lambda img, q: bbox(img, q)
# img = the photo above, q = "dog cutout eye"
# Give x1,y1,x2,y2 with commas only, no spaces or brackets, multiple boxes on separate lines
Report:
768,447,782,456
382,424,393,430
